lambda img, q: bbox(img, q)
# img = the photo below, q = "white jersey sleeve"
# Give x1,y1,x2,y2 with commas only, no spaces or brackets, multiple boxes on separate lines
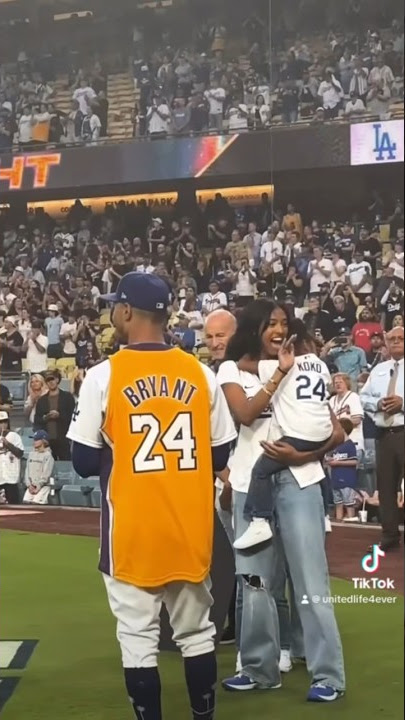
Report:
67,360,111,449
200,364,237,447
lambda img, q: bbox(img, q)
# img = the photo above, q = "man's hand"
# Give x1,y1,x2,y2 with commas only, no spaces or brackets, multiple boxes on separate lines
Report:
382,396,403,415
47,410,60,420
219,480,232,513
260,440,307,466
29,484,39,495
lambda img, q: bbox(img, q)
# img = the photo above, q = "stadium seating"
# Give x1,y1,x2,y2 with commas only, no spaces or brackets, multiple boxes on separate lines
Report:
54,461,78,485
60,484,92,508
56,358,76,377
1,377,28,409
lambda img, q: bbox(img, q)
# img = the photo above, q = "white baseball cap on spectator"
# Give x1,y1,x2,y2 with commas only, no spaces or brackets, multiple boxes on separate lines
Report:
152,218,163,225
14,266,24,273
0,411,9,422
2,101,12,113
48,304,59,312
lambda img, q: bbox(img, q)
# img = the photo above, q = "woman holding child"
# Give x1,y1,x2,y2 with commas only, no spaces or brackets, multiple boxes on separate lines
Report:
217,299,345,703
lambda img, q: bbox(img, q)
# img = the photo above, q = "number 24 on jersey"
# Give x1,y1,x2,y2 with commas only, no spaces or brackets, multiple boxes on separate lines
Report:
131,412,197,473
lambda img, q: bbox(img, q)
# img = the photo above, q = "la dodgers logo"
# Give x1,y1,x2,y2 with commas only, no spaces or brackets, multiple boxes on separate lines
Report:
373,123,397,162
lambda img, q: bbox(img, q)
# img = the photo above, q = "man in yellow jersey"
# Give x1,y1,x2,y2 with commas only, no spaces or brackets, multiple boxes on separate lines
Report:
67,272,236,720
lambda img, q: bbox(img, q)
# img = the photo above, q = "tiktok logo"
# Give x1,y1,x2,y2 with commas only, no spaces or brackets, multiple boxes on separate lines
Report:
361,544,386,574
373,123,397,162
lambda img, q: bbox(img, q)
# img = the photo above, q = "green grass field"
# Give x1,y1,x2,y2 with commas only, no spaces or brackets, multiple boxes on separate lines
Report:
1,531,403,719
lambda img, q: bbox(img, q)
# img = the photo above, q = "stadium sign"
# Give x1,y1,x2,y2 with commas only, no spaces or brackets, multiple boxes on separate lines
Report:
350,120,404,166
0,153,61,189
24,184,273,217
0,121,401,197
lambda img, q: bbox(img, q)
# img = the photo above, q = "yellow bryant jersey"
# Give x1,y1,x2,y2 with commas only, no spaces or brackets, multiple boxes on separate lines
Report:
67,345,236,589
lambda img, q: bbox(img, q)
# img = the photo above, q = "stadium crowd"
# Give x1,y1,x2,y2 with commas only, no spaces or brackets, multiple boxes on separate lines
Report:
0,192,403,511
0,0,403,149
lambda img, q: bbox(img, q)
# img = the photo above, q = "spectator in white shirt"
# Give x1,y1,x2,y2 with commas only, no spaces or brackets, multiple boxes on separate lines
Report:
345,91,366,117
331,250,347,285
367,80,391,117
235,258,257,306
0,412,24,505
134,256,155,274
369,55,395,89
260,230,284,279
17,308,32,342
81,109,101,143
307,246,333,295
18,106,34,145
201,280,228,315
346,250,374,300
73,79,97,115
386,241,404,286
60,314,78,358
146,95,171,137
22,321,49,374
227,101,249,132
243,221,262,268
318,70,344,119
205,79,226,131
349,57,369,102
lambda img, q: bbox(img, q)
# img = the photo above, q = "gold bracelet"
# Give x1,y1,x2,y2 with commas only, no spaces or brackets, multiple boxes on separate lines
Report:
262,377,279,396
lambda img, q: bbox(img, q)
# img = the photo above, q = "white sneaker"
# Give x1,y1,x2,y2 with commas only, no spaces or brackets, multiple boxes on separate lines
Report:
324,516,332,533
233,518,273,550
279,650,293,673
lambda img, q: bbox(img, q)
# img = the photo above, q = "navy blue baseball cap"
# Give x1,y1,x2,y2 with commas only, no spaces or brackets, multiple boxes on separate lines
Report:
100,272,170,311
31,430,49,442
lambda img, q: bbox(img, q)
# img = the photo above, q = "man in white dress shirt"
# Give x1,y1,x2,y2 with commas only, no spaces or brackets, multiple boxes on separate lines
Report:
360,328,404,551
307,247,333,295
260,230,284,283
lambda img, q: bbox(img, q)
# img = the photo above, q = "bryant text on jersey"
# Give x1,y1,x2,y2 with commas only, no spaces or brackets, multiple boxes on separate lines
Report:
123,375,198,408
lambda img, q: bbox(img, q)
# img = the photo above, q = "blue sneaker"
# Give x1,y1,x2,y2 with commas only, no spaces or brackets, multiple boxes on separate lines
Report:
222,674,258,692
307,683,344,703
222,674,281,692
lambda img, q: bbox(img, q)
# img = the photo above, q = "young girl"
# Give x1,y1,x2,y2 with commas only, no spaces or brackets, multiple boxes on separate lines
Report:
23,430,54,505
234,321,333,550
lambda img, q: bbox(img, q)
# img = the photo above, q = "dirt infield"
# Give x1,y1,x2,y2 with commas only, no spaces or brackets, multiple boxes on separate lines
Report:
1,507,403,592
